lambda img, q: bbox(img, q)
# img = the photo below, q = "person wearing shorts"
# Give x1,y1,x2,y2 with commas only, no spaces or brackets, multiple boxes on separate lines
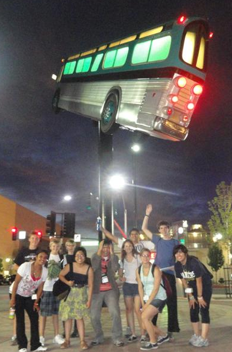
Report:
39,239,64,347
119,239,145,342
136,249,167,351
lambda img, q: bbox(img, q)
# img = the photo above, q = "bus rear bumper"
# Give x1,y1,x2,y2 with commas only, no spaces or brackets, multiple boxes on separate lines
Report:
153,116,189,141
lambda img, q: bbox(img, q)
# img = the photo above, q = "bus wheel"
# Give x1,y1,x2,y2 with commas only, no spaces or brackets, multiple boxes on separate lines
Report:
52,89,61,114
101,92,119,134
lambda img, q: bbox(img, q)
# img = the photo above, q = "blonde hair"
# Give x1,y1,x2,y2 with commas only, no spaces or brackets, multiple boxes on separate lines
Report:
49,239,61,249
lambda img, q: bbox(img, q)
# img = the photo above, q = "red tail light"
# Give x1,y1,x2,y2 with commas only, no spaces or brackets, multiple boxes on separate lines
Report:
187,102,195,111
209,32,214,39
183,115,189,122
177,15,187,24
192,84,203,95
175,76,187,88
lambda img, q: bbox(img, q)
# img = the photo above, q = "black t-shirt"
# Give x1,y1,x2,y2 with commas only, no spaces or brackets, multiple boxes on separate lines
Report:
175,256,212,294
14,247,40,266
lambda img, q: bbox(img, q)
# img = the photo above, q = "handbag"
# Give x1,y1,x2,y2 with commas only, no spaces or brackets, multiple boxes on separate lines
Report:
53,262,73,301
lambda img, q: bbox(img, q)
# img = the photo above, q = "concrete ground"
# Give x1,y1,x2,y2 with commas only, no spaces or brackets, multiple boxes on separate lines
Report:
0,285,231,352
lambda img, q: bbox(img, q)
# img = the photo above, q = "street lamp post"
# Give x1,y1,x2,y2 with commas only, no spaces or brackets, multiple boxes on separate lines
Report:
131,143,141,228
109,174,127,236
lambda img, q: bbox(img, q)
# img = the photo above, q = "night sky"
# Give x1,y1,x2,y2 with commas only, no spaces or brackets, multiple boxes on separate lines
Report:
1,0,232,238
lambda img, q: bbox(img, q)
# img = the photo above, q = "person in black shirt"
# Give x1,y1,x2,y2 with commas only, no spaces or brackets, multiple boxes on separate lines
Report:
174,244,212,348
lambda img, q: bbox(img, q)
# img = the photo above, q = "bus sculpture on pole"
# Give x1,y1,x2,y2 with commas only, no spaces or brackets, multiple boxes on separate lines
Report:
53,15,211,141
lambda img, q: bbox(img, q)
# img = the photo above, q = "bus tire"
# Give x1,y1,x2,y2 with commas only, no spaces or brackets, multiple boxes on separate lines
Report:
52,89,61,114
100,91,119,135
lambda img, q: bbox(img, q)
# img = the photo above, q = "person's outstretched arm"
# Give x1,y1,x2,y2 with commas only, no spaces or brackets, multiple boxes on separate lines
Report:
101,227,118,244
141,204,153,240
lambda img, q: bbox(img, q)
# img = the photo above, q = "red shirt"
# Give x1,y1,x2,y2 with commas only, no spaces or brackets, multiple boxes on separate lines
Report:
99,256,112,292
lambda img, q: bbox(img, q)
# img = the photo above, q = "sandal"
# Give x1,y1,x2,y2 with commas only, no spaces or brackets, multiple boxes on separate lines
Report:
60,340,70,349
80,340,89,350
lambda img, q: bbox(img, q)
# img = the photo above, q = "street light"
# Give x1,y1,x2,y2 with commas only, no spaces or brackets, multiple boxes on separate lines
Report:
109,175,127,236
131,144,141,153
63,195,72,201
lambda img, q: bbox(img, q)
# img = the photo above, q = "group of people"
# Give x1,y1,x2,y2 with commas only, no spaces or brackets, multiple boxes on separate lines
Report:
10,204,213,352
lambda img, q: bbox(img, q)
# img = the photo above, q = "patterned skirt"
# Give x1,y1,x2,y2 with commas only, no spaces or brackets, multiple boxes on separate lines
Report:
59,286,89,321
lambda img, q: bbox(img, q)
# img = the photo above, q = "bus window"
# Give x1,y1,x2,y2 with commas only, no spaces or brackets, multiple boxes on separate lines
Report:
104,50,117,68
131,40,151,64
196,37,205,69
91,53,104,72
182,31,196,65
114,47,129,67
76,57,92,73
82,57,92,72
148,36,171,62
64,61,76,75
103,47,129,69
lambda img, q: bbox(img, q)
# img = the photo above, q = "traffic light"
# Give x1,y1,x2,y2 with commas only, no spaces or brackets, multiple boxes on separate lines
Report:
46,211,56,236
63,213,75,237
11,227,18,241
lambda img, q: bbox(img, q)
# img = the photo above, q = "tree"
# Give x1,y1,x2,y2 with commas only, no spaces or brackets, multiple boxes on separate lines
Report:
0,258,3,273
207,243,225,283
208,181,232,261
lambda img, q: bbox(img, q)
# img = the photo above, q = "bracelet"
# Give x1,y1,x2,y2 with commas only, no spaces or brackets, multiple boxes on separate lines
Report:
145,214,150,217
34,302,39,305
189,295,195,300
198,296,203,299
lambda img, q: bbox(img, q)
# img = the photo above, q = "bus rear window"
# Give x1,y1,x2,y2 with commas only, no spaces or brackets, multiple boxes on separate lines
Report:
103,47,129,69
63,61,76,75
132,36,171,64
181,22,207,71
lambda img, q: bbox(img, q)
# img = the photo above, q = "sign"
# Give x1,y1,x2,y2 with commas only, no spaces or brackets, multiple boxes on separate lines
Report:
19,231,26,240
74,234,81,242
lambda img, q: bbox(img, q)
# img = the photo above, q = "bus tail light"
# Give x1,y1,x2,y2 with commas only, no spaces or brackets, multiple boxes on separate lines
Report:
192,84,203,95
170,95,178,103
174,76,187,88
163,107,173,116
187,102,195,111
177,15,187,25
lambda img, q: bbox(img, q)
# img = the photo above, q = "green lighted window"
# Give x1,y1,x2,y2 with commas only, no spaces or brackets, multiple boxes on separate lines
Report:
91,53,103,72
64,61,76,75
82,57,92,72
103,47,129,69
182,31,196,65
148,36,171,62
76,59,84,73
104,50,117,68
132,41,151,64
76,57,92,73
196,37,205,69
114,47,129,67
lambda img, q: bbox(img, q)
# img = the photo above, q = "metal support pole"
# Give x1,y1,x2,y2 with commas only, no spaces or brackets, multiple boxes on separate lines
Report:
98,122,113,241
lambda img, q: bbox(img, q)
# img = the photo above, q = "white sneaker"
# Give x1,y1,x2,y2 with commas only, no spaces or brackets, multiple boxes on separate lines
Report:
189,334,199,345
53,334,65,344
31,347,47,352
19,349,28,352
39,336,45,347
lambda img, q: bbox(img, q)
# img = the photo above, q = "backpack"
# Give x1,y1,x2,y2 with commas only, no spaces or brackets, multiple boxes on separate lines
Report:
138,263,172,298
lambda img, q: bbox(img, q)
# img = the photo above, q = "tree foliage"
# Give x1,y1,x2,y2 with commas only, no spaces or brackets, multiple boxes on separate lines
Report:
207,243,224,273
0,258,3,273
208,181,232,249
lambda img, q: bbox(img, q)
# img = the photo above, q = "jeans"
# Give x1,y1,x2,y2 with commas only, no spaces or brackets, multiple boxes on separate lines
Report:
16,294,41,351
152,273,180,333
91,290,122,342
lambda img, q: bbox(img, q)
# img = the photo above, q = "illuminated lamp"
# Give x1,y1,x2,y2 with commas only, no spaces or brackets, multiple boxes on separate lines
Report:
187,102,195,111
170,95,178,103
192,84,203,95
182,115,189,122
209,32,214,39
175,76,187,88
177,15,187,24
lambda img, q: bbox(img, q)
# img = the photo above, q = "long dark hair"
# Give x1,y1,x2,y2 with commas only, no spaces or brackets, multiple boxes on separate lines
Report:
121,239,137,263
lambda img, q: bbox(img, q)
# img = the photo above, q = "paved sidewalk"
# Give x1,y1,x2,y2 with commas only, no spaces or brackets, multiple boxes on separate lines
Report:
0,296,231,352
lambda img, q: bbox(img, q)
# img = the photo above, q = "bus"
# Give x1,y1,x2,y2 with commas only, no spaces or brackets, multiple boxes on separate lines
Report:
52,15,211,141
